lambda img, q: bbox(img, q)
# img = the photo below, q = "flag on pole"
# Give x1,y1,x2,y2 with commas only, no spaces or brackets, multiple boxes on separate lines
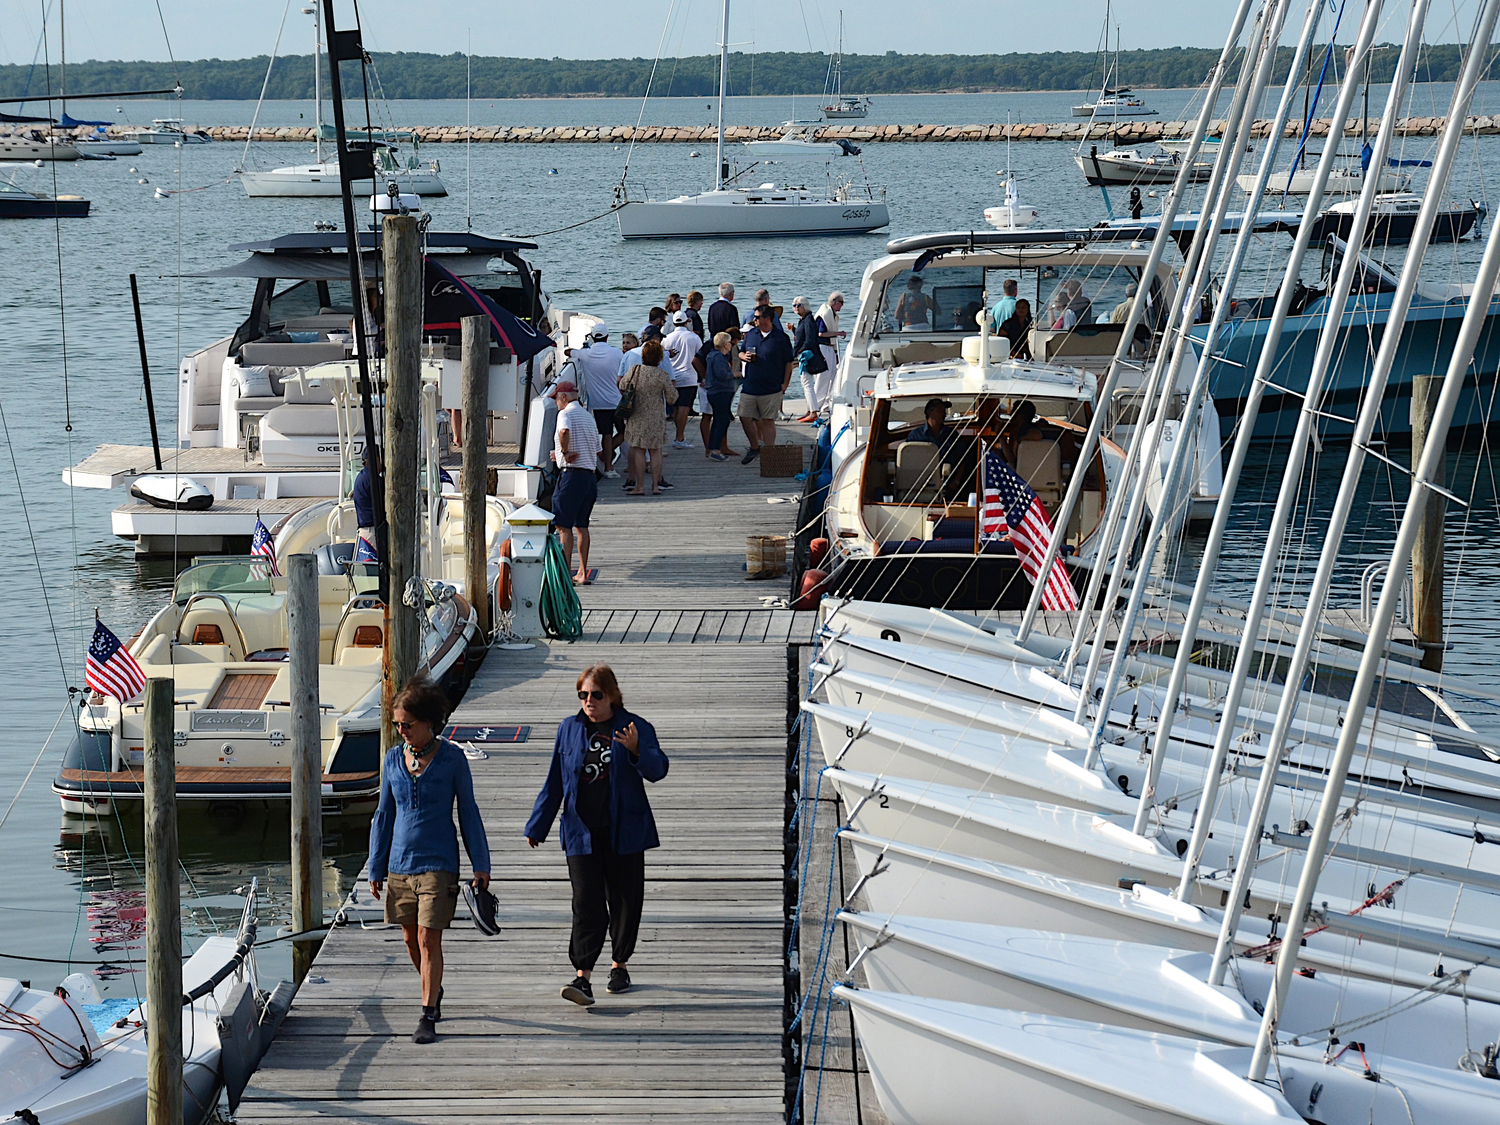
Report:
979,451,1079,611
251,515,280,577
354,533,379,564
86,617,148,703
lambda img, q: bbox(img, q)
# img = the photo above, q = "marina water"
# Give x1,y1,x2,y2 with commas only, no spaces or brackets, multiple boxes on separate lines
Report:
4,88,1500,995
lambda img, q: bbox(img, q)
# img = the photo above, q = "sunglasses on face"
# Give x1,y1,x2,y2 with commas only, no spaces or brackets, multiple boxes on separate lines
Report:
578,689,607,701
394,720,420,731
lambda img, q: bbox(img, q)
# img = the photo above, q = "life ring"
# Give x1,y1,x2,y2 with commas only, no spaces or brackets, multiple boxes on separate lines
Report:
496,539,513,613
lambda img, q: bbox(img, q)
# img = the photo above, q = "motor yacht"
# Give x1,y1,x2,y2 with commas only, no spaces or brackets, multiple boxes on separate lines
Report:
126,118,212,144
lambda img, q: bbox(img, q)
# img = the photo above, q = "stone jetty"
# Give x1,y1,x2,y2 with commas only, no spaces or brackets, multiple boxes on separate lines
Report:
166,116,1500,143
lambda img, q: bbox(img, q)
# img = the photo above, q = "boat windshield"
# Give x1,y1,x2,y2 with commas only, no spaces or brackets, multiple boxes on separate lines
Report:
884,394,1083,437
174,558,276,603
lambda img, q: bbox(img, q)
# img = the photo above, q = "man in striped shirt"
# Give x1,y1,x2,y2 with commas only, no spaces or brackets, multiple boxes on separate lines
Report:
552,381,602,585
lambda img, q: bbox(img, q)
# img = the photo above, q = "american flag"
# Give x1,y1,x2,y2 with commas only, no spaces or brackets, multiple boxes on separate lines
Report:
979,451,1079,611
86,617,148,703
250,516,280,577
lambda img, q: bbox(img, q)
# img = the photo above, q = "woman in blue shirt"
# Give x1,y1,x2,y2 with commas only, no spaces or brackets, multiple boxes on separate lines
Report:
525,664,669,1006
368,678,491,1044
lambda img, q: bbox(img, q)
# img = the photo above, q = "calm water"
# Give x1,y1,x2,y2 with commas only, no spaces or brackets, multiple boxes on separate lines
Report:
3,87,1500,994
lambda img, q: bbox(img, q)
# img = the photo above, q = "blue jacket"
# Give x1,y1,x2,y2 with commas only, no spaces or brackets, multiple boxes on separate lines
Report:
368,739,491,881
525,709,668,856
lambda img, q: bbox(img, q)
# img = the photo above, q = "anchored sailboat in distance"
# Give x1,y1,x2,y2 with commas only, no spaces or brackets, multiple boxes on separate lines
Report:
821,12,872,119
614,0,889,240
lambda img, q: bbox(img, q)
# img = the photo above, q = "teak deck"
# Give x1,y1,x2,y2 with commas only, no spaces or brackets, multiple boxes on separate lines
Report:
239,430,822,1123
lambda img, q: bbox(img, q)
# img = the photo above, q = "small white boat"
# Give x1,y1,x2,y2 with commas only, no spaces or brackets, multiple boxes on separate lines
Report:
1076,144,1212,185
127,118,212,144
73,128,142,157
0,884,291,1125
241,148,447,198
0,132,80,160
742,120,850,159
130,474,214,511
1074,90,1158,117
983,174,1040,229
823,96,871,120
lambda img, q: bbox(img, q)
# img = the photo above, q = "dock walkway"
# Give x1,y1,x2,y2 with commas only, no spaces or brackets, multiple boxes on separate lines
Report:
239,433,822,1123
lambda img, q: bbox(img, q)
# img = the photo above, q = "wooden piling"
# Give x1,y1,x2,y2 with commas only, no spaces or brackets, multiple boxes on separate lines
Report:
144,676,182,1125
462,314,492,638
287,552,324,982
382,214,423,720
1411,373,1445,671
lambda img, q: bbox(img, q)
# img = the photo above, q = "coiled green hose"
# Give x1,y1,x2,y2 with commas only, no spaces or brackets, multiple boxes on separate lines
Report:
540,533,583,640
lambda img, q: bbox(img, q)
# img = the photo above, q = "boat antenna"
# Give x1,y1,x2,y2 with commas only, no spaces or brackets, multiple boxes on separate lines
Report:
321,0,387,601
312,2,323,165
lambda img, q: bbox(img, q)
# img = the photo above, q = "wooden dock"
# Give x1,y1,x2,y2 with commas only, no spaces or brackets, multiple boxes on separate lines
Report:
239,433,833,1123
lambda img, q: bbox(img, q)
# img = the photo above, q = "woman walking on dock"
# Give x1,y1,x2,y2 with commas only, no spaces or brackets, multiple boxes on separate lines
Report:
368,678,491,1044
525,664,669,1006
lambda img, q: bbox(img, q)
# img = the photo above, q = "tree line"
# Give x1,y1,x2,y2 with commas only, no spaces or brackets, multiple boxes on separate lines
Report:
1,45,1490,103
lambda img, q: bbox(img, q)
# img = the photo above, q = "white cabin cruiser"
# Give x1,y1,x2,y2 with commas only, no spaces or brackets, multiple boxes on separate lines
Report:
742,120,853,159
241,144,447,198
126,118,212,144
63,228,564,556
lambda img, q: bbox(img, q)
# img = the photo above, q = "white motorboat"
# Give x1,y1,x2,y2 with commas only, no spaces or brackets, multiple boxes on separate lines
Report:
742,120,851,159
53,553,477,815
839,831,1500,1003
0,883,291,1125
0,132,80,160
983,174,1040,230
839,915,1500,1075
72,127,142,157
127,118,212,144
614,0,888,240
1075,144,1213,186
837,988,1500,1125
62,228,563,555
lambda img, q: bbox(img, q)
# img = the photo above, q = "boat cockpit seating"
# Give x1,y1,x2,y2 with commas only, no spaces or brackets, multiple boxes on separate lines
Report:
333,608,385,666
176,600,249,661
894,441,944,504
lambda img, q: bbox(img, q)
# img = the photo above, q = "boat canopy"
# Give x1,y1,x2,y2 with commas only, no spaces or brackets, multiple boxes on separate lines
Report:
187,230,539,280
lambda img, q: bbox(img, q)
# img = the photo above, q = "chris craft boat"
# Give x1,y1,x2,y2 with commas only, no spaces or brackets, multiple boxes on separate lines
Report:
1197,233,1500,438
61,227,567,556
0,881,292,1125
53,555,477,815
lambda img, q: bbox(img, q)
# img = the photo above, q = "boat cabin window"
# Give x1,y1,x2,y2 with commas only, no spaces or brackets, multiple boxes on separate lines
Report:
879,268,986,333
268,279,353,327
1319,239,1398,296
173,558,276,604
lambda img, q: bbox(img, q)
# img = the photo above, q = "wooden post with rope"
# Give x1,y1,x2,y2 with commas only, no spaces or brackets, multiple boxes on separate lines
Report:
144,675,182,1125
287,552,324,983
382,214,424,732
462,314,491,638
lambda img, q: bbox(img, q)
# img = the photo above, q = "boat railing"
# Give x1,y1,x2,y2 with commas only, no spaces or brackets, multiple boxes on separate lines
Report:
184,877,259,1006
1360,560,1412,629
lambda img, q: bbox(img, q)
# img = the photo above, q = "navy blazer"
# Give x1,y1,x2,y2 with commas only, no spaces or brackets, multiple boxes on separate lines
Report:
525,708,669,856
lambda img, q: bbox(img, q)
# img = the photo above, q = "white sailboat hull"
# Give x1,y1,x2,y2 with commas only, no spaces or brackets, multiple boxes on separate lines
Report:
0,136,80,160
1237,167,1409,195
616,190,889,239
241,166,449,197
75,138,143,156
837,989,1302,1125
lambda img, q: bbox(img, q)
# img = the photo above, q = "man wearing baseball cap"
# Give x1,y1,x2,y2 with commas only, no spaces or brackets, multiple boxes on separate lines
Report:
663,309,705,450
551,381,602,585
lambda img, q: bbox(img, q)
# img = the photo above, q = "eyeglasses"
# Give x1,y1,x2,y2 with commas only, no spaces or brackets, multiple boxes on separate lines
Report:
393,720,420,731
578,689,607,701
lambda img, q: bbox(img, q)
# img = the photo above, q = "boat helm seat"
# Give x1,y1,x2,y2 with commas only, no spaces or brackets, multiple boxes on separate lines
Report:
333,609,385,666
894,441,944,504
177,603,247,661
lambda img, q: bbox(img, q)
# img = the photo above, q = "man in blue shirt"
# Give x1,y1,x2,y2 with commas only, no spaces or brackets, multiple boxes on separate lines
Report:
910,398,955,445
736,305,795,464
990,278,1019,334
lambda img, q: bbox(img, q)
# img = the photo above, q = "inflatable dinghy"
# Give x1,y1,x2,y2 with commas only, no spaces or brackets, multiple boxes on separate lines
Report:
130,474,214,511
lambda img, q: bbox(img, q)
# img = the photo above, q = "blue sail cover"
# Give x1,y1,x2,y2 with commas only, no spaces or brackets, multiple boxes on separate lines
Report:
59,112,113,128
423,258,552,363
0,110,55,123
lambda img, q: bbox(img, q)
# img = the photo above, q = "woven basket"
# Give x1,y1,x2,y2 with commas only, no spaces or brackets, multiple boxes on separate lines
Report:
759,444,804,478
746,534,788,578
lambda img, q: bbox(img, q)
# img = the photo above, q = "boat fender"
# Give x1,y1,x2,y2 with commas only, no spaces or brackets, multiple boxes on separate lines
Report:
496,540,514,613
794,568,831,610
216,981,259,1112
808,537,830,568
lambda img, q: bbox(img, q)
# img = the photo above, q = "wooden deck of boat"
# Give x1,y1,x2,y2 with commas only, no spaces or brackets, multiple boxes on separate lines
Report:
238,432,834,1123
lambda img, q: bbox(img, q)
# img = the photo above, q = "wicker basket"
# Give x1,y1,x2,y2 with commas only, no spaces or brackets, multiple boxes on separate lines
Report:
759,444,804,478
746,534,788,579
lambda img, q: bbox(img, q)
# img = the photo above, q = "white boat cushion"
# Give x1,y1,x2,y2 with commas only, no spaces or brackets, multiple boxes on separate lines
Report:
262,403,364,437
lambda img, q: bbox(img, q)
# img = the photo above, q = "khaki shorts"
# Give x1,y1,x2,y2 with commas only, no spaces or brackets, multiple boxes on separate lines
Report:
739,391,784,421
384,870,459,929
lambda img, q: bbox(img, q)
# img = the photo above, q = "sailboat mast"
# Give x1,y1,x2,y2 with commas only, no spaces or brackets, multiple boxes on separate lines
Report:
312,3,324,164
60,0,66,114
834,12,843,99
716,0,729,191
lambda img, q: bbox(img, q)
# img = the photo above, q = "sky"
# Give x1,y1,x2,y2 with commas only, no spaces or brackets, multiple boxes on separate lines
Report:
1,1,1489,67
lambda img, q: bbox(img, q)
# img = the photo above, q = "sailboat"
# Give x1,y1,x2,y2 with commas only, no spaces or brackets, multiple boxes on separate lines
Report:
820,13,871,120
240,4,445,199
614,0,889,240
1072,3,1156,118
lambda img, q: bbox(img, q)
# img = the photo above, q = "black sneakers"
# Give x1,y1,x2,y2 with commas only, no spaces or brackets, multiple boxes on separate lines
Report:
463,882,501,937
561,975,595,1006
606,966,631,993
413,1013,436,1044
432,986,444,1022
741,448,760,465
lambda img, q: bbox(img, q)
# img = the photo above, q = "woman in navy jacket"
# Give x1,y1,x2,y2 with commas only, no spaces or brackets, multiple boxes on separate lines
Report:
525,663,669,1006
